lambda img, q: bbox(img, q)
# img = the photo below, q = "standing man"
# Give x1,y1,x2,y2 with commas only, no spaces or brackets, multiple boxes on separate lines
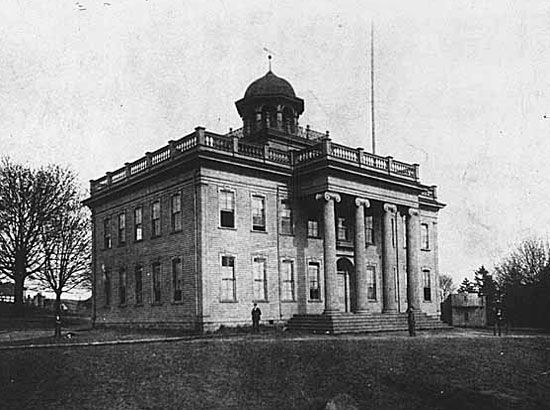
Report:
251,303,262,332
494,306,503,336
407,306,416,337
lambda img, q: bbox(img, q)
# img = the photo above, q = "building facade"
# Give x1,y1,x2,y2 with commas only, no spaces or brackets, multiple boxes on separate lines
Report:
441,293,487,328
85,69,445,332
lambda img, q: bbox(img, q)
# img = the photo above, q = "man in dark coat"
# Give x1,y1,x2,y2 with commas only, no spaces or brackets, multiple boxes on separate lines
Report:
251,303,262,332
407,306,416,337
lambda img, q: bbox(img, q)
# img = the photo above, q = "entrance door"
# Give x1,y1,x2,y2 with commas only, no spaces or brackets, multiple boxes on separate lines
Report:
337,258,356,312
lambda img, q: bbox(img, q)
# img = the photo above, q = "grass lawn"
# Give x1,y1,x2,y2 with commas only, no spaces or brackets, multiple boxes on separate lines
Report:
1,333,549,409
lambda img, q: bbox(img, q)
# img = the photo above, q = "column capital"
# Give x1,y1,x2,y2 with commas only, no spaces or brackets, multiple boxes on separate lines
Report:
315,192,341,203
408,208,420,218
383,203,397,214
354,197,371,208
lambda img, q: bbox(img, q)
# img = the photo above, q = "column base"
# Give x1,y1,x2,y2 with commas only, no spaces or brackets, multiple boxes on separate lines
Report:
354,309,370,315
323,309,341,316
382,308,398,313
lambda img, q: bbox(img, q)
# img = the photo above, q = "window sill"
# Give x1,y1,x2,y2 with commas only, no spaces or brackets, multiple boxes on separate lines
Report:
308,236,321,240
279,232,295,237
368,299,378,303
218,226,237,231
281,299,296,303
220,300,238,303
308,299,323,303
421,248,431,252
423,300,432,303
251,229,268,234
253,300,269,303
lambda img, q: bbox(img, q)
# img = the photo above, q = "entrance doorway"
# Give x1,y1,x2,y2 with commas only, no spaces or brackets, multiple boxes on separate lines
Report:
336,258,356,313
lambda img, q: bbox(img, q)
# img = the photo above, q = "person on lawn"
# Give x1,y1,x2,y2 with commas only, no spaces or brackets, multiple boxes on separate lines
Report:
251,303,262,332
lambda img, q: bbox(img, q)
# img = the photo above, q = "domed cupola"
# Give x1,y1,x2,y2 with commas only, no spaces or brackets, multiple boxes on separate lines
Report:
235,60,304,138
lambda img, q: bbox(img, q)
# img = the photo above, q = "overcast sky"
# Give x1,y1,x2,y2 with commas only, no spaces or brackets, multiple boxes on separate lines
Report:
2,0,550,288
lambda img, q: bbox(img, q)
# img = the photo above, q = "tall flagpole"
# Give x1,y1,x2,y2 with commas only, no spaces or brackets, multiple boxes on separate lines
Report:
370,20,376,155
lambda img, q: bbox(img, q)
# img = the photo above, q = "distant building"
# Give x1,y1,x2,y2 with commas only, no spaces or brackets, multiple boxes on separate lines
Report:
84,68,446,332
441,293,487,327
0,282,25,303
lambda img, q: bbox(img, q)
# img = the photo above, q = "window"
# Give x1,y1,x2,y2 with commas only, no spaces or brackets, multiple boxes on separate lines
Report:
464,311,469,322
252,257,267,301
402,214,407,249
118,212,126,245
134,207,143,241
171,194,182,232
423,269,431,301
367,266,377,300
221,256,236,301
308,262,321,301
151,201,161,237
104,268,111,306
251,195,266,231
152,262,161,303
307,219,319,238
119,267,127,305
280,200,293,235
337,217,349,241
103,217,112,249
281,260,295,301
391,217,396,248
421,223,429,250
394,266,398,302
365,215,374,244
172,258,183,302
135,266,143,305
219,189,235,228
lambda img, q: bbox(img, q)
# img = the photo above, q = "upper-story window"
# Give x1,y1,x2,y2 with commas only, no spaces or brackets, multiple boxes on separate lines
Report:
365,215,374,244
171,194,182,232
402,214,407,249
251,195,266,232
103,217,112,249
134,207,143,241
337,217,349,241
151,201,161,237
421,223,430,250
307,219,319,238
118,212,126,246
280,200,293,235
219,189,235,228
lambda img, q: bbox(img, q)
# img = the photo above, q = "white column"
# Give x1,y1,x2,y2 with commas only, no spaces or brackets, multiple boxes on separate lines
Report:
406,208,421,310
354,198,371,313
382,203,398,312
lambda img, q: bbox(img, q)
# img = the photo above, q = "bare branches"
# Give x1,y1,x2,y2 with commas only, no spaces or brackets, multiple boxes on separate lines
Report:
0,157,88,305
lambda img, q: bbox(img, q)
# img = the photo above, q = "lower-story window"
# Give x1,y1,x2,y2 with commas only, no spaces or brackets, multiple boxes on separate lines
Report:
367,266,376,301
423,269,431,301
252,257,267,301
308,262,321,301
119,267,127,305
152,262,162,304
104,267,111,306
172,258,183,302
135,266,143,305
281,259,295,301
221,255,236,301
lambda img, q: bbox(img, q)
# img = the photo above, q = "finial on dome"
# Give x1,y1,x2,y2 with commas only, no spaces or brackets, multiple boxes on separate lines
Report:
268,55,272,72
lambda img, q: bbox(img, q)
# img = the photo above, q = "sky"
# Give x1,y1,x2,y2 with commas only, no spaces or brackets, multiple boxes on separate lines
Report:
2,0,550,290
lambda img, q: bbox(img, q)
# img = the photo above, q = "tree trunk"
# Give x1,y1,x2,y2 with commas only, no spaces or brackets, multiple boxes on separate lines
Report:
54,292,62,338
13,275,25,314
13,255,26,308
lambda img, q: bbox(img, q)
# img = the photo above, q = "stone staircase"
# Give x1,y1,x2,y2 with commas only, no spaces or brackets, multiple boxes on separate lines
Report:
287,311,451,334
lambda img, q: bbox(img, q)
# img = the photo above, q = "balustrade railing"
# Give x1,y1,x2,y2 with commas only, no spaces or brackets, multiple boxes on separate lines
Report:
90,126,422,195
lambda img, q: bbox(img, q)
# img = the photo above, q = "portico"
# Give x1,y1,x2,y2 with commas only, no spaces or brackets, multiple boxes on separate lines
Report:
315,191,422,316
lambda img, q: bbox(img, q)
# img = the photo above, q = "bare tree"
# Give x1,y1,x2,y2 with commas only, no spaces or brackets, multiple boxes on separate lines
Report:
36,200,91,336
0,158,77,307
439,274,455,300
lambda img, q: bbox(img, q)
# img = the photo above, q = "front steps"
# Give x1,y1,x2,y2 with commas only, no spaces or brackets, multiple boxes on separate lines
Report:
287,311,451,334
